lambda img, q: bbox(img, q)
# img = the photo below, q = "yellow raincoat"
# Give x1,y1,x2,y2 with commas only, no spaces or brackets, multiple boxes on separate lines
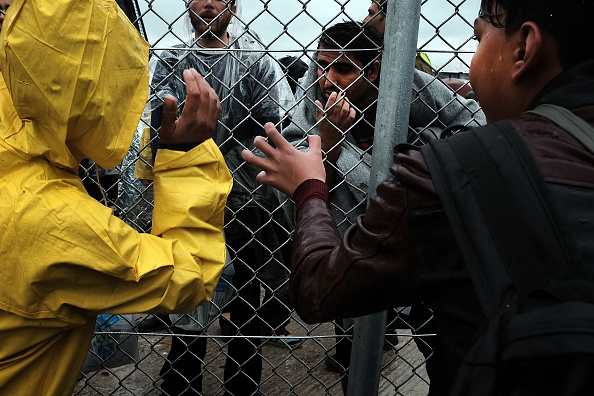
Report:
0,1,232,395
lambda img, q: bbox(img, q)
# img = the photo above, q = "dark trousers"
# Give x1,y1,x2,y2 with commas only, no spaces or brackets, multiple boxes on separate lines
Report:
223,207,293,396
160,328,207,396
223,236,263,396
161,207,292,396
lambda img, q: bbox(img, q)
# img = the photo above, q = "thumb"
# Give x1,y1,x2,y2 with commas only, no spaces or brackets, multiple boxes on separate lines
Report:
160,96,179,143
307,134,322,153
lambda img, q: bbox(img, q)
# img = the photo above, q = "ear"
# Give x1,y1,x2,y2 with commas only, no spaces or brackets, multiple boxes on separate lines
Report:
366,60,381,83
230,4,237,18
511,22,543,82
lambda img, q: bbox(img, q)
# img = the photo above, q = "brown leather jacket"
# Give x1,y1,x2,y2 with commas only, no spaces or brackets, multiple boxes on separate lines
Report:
291,109,594,315
290,61,594,391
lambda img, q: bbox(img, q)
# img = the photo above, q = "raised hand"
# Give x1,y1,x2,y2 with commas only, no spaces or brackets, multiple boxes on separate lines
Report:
315,91,356,163
160,68,221,146
241,123,326,198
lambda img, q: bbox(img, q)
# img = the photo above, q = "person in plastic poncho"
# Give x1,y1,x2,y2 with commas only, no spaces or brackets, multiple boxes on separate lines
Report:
140,1,297,395
0,1,232,395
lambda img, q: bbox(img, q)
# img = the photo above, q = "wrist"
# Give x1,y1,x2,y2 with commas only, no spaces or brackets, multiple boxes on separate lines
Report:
294,179,330,211
323,144,342,164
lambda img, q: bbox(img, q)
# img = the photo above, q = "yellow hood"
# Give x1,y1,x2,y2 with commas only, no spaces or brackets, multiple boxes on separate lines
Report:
0,2,233,394
0,0,149,172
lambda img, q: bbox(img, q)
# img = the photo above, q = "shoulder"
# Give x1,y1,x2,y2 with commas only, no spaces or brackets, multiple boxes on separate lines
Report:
233,35,269,67
511,109,594,188
151,46,187,71
155,44,187,61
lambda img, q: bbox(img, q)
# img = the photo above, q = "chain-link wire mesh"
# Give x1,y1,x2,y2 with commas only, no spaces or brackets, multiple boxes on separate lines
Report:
74,0,483,395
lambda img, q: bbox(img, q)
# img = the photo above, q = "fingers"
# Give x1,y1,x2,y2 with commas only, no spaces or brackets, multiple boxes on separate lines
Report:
307,134,322,153
160,96,179,141
180,69,205,118
184,68,200,96
316,92,341,123
319,92,353,122
241,147,269,171
170,68,221,144
334,93,351,117
192,68,221,120
263,122,292,150
241,148,259,165
251,136,281,166
315,100,324,122
243,130,325,197
242,122,305,172
325,91,339,111
336,98,350,122
255,169,271,186
344,105,356,127
182,68,221,118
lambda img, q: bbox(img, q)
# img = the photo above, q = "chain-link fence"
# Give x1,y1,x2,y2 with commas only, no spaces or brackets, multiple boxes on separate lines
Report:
74,0,483,395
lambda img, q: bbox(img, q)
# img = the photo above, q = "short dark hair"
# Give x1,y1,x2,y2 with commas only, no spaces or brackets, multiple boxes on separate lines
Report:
318,21,382,69
479,0,594,68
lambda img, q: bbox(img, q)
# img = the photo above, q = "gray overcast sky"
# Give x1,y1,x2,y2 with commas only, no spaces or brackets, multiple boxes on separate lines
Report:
138,0,480,72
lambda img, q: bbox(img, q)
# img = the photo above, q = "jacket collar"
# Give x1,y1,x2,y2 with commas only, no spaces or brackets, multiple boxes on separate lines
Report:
531,60,594,111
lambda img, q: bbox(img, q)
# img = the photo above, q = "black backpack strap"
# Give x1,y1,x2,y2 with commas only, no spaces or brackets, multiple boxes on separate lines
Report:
526,104,594,154
422,121,579,317
424,114,594,396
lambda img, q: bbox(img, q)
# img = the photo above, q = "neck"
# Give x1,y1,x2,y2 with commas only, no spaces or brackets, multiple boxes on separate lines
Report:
196,31,230,49
358,90,379,111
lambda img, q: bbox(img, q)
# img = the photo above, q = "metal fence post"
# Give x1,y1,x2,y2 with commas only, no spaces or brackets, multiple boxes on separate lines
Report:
347,0,422,395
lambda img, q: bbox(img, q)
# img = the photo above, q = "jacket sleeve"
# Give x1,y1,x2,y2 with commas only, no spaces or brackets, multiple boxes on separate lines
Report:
24,140,232,321
290,148,437,323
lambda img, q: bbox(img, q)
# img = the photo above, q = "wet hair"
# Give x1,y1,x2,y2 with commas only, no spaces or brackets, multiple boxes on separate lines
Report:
479,0,594,68
318,21,382,70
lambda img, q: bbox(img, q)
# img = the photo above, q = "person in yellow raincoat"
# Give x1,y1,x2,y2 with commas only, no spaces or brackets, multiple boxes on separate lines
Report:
0,1,232,395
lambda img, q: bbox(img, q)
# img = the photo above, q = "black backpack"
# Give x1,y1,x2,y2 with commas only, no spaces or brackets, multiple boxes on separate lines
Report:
421,105,594,396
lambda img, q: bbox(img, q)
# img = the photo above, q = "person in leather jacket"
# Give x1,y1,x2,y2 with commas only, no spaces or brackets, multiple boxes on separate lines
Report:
242,0,594,394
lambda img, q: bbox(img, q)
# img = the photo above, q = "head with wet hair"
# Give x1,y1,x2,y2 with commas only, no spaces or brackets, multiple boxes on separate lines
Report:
316,21,382,109
363,1,387,38
187,0,237,47
479,0,594,68
471,0,593,122
318,21,382,71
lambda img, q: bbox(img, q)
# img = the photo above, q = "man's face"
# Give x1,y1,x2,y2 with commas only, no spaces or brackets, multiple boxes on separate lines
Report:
0,0,11,32
469,9,517,122
189,0,236,41
316,47,379,109
363,2,386,38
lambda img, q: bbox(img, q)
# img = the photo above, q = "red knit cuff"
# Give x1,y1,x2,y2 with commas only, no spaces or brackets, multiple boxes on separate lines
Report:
294,179,330,212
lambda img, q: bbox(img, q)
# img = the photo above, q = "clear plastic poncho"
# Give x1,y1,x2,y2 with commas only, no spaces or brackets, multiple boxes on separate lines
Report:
119,0,295,226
